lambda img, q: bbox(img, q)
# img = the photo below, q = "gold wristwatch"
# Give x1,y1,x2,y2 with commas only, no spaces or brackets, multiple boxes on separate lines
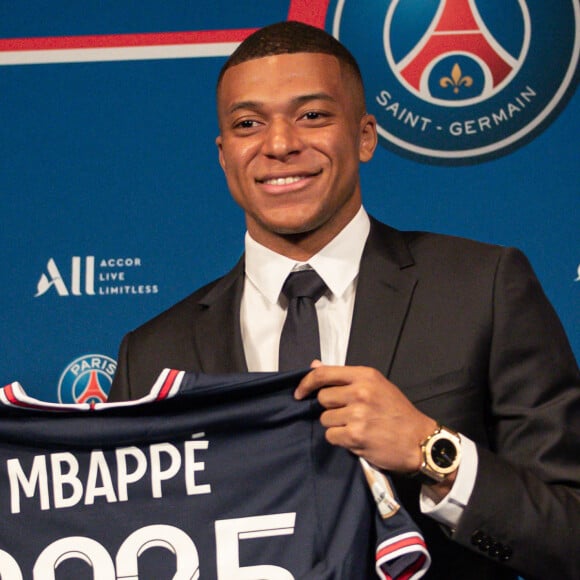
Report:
415,424,462,484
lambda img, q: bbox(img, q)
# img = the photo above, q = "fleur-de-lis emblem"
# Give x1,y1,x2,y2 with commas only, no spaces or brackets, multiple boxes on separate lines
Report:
440,63,473,94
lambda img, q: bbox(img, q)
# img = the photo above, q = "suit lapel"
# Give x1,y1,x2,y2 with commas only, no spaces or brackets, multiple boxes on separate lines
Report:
190,218,416,376
346,219,417,376
192,256,249,374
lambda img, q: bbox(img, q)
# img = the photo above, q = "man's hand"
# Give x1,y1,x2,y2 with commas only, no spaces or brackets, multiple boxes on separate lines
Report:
294,362,437,475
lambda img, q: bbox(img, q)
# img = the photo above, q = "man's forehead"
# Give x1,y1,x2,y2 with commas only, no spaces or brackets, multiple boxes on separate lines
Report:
218,53,351,100
222,52,342,78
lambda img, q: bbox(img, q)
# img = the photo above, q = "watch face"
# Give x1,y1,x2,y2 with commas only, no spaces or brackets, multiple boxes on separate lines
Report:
431,438,457,468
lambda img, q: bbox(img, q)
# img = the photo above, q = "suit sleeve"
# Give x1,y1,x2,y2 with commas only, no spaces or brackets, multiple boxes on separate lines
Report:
107,333,132,402
452,247,580,580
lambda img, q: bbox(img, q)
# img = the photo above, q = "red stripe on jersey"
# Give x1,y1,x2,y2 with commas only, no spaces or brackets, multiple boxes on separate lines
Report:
376,534,427,560
398,554,427,580
3,384,18,405
2,384,69,411
156,369,181,400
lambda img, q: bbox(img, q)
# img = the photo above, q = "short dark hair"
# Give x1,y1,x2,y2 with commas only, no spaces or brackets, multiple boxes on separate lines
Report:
217,21,364,91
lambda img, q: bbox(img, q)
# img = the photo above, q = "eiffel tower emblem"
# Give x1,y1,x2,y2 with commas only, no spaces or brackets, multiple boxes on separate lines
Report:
76,370,108,404
397,0,518,96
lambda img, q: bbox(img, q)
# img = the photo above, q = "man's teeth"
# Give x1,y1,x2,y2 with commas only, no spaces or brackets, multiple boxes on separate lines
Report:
264,176,304,185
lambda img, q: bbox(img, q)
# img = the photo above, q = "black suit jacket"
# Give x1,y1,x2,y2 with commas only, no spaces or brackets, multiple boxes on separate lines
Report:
110,218,580,580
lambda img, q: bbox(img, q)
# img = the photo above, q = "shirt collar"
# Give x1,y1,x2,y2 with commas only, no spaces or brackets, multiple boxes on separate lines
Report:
245,206,371,304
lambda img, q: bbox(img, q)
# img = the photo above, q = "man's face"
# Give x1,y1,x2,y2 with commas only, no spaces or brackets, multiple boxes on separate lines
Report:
216,52,377,255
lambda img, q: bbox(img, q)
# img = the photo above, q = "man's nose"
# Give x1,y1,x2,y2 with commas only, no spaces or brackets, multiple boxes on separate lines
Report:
262,118,303,159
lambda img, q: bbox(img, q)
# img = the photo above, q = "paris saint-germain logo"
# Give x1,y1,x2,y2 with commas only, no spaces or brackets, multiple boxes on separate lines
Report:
57,354,116,404
330,0,579,164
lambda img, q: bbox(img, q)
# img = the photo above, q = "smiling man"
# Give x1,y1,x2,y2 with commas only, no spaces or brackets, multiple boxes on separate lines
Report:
109,21,580,580
215,50,375,260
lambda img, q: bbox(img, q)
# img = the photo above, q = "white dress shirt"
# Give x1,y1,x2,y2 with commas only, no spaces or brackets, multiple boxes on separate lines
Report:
241,207,369,371
240,206,477,529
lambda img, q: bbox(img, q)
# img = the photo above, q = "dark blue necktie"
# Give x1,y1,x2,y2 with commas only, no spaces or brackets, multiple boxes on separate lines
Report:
278,269,327,371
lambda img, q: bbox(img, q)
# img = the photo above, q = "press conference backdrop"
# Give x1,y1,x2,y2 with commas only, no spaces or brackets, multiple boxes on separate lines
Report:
1,0,578,403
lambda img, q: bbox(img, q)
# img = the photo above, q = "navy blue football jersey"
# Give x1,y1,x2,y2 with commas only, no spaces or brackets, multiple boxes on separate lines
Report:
0,369,429,579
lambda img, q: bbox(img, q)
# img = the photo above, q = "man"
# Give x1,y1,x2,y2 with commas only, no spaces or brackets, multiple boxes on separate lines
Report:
109,21,580,579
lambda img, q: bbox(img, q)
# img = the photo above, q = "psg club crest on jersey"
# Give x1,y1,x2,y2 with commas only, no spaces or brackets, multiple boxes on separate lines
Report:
57,354,116,404
329,0,579,163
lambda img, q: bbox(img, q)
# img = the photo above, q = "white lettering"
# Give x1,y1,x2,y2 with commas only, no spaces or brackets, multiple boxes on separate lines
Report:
35,256,95,297
492,108,508,124
184,441,212,496
215,513,296,579
448,86,538,137
521,86,536,102
0,550,23,579
478,116,492,131
507,102,521,116
449,121,463,136
116,447,148,502
150,443,182,498
35,259,69,297
71,256,82,296
464,120,476,135
0,516,297,577
99,258,142,268
7,456,50,513
98,272,125,281
376,89,390,106
116,525,199,580
85,451,117,505
70,357,112,377
33,536,115,579
6,441,211,513
375,90,432,131
51,453,83,509
71,257,96,296
97,284,159,296
85,256,96,295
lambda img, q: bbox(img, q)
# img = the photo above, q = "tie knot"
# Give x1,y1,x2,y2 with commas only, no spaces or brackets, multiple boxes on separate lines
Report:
281,269,327,303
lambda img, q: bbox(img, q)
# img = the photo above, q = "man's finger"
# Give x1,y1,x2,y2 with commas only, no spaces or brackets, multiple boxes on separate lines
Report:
319,407,349,428
294,365,355,399
324,425,365,453
317,385,359,408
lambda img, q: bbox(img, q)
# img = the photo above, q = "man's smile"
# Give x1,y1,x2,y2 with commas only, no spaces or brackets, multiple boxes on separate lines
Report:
262,176,305,186
256,169,323,187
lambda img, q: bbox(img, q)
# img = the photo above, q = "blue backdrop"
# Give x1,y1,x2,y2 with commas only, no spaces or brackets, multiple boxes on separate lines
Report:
1,0,578,402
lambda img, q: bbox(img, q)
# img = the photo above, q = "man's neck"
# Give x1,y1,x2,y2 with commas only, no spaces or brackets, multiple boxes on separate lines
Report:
247,205,364,262
246,206,370,264
254,232,328,262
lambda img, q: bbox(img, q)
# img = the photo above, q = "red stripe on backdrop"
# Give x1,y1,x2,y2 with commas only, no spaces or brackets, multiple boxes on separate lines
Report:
0,29,257,52
0,0,332,54
287,0,331,28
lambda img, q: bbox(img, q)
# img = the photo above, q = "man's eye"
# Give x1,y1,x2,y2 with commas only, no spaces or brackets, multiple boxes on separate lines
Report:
303,111,323,120
235,119,258,129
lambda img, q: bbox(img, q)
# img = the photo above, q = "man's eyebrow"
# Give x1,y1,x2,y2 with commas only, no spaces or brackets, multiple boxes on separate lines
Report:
226,93,337,115
292,92,337,106
227,100,262,115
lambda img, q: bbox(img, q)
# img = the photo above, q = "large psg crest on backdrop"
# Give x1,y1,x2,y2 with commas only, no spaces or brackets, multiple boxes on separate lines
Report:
329,0,579,163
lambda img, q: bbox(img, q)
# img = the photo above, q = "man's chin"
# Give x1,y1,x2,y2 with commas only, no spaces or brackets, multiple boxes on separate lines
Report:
265,218,323,237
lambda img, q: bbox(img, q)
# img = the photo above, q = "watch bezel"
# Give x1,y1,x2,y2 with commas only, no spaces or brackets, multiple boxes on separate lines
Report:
418,425,462,482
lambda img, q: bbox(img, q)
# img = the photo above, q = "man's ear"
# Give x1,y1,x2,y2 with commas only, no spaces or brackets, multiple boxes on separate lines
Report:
216,135,226,170
359,114,378,163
